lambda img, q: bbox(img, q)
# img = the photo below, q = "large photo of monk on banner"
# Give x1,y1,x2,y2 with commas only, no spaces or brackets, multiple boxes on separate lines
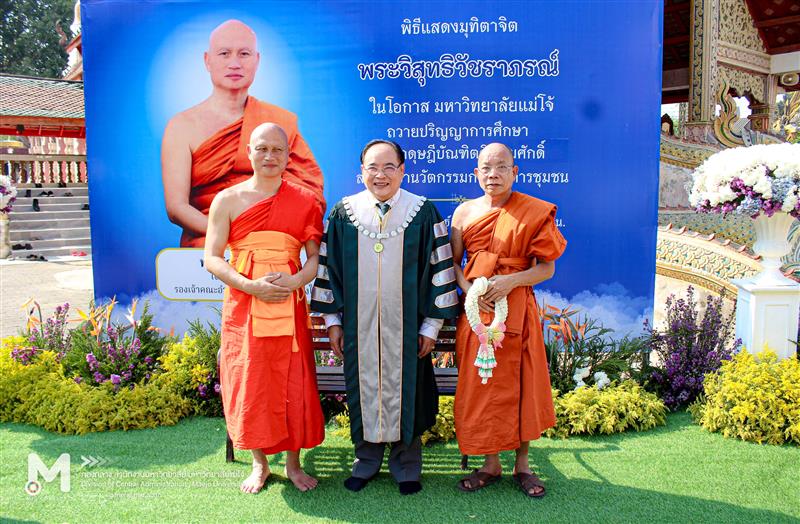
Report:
161,19,324,248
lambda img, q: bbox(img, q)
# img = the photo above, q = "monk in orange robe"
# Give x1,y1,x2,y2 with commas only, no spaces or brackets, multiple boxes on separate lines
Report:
204,122,324,493
451,143,566,498
163,19,324,248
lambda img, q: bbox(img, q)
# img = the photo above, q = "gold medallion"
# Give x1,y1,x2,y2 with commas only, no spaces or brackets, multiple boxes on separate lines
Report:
373,242,384,253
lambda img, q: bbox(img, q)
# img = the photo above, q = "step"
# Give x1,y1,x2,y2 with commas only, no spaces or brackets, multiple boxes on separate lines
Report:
9,210,89,221
11,237,92,250
8,217,90,230
14,183,88,188
13,187,89,197
10,227,91,241
11,202,88,212
12,244,92,258
14,196,88,205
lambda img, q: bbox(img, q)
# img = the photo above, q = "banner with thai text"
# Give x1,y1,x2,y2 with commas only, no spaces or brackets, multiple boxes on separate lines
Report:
82,0,663,334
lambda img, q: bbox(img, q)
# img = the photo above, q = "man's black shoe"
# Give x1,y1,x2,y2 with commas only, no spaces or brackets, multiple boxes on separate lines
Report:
34,183,42,188
399,481,422,495
24,189,31,197
81,203,89,210
32,199,40,212
344,475,374,492
38,191,48,196
58,181,67,188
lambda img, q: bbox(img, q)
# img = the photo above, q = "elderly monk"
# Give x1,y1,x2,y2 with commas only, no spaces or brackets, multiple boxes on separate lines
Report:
451,143,566,498
164,19,324,247
204,123,325,493
311,140,460,495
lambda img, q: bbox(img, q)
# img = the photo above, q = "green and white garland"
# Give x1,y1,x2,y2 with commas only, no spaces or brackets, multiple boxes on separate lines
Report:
465,277,508,384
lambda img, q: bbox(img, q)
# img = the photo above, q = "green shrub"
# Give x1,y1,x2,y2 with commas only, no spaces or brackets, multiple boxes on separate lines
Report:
541,305,650,393
61,301,170,388
689,350,800,445
421,396,456,445
0,337,191,434
159,323,222,418
331,397,457,445
546,381,667,438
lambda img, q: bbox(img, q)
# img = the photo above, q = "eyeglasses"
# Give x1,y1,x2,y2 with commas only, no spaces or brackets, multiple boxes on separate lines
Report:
479,165,512,175
364,165,399,176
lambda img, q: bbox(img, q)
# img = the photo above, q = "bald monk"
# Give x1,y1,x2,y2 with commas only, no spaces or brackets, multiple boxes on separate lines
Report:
451,143,566,498
204,123,325,493
164,19,324,247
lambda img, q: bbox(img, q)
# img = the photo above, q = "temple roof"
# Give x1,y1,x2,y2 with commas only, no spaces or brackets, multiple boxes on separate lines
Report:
0,74,84,138
745,0,800,54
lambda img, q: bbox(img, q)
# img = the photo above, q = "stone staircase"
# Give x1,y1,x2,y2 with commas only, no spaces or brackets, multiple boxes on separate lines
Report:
9,183,91,259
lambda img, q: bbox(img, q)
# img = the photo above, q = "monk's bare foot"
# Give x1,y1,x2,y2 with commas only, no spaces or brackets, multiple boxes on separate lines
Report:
241,462,270,494
285,466,318,492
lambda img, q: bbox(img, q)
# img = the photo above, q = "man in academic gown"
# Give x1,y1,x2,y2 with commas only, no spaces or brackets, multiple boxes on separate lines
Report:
311,140,460,495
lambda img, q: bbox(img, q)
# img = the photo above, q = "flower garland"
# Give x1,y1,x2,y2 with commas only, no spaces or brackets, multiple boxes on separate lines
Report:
464,277,508,384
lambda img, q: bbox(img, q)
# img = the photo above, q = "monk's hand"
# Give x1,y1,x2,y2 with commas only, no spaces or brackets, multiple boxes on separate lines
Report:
328,325,344,359
484,275,516,303
477,295,495,313
417,335,436,358
248,276,292,302
270,271,301,291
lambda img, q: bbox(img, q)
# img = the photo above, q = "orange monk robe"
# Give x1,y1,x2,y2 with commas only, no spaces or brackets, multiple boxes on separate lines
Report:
219,181,325,453
454,192,567,456
181,96,325,247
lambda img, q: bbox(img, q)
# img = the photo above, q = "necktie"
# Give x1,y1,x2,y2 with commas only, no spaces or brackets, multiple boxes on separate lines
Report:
376,202,391,216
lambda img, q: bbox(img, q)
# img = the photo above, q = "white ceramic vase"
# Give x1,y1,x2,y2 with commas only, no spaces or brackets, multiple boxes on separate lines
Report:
750,212,796,286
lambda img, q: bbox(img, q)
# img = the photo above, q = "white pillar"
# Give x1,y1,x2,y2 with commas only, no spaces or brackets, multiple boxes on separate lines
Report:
734,278,799,360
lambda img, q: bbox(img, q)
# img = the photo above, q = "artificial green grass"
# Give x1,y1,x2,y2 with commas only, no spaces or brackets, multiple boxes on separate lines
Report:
1,413,798,523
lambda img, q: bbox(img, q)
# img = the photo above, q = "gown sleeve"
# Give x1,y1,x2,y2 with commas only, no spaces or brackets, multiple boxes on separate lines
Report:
418,201,460,320
310,203,346,314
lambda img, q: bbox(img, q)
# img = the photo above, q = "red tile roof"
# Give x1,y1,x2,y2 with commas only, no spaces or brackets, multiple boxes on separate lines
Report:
0,74,84,119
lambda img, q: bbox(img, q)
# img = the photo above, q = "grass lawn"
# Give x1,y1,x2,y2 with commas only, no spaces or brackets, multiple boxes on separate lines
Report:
1,412,798,523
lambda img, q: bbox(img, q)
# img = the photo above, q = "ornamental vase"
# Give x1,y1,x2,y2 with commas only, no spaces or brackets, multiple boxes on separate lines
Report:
751,212,796,286
0,214,10,259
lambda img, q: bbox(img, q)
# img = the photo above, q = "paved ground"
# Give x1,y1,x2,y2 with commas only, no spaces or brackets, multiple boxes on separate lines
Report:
0,257,93,339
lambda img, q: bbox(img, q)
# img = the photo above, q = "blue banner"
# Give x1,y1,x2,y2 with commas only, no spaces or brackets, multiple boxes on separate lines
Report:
82,0,663,334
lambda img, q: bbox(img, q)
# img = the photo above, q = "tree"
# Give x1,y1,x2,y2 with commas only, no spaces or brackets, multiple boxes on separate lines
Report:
0,0,76,78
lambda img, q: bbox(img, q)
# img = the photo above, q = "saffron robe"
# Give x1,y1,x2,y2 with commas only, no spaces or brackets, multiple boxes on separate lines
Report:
311,189,460,445
182,96,324,247
219,181,325,452
454,192,567,455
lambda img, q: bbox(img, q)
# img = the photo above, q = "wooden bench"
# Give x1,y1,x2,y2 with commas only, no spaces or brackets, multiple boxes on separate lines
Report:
224,315,458,462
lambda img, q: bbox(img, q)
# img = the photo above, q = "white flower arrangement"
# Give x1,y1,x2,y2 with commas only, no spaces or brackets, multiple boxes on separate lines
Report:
593,371,610,389
572,365,590,388
0,174,17,215
464,277,508,384
688,143,800,219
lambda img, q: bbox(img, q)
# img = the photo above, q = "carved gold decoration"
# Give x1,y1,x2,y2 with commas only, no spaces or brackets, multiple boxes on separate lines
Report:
719,0,767,54
718,65,766,103
656,228,761,295
690,0,720,122
658,211,754,245
714,77,746,147
660,134,719,168
717,42,770,74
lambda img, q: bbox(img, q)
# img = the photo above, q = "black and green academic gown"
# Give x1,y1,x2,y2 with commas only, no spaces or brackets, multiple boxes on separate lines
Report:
311,188,460,445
